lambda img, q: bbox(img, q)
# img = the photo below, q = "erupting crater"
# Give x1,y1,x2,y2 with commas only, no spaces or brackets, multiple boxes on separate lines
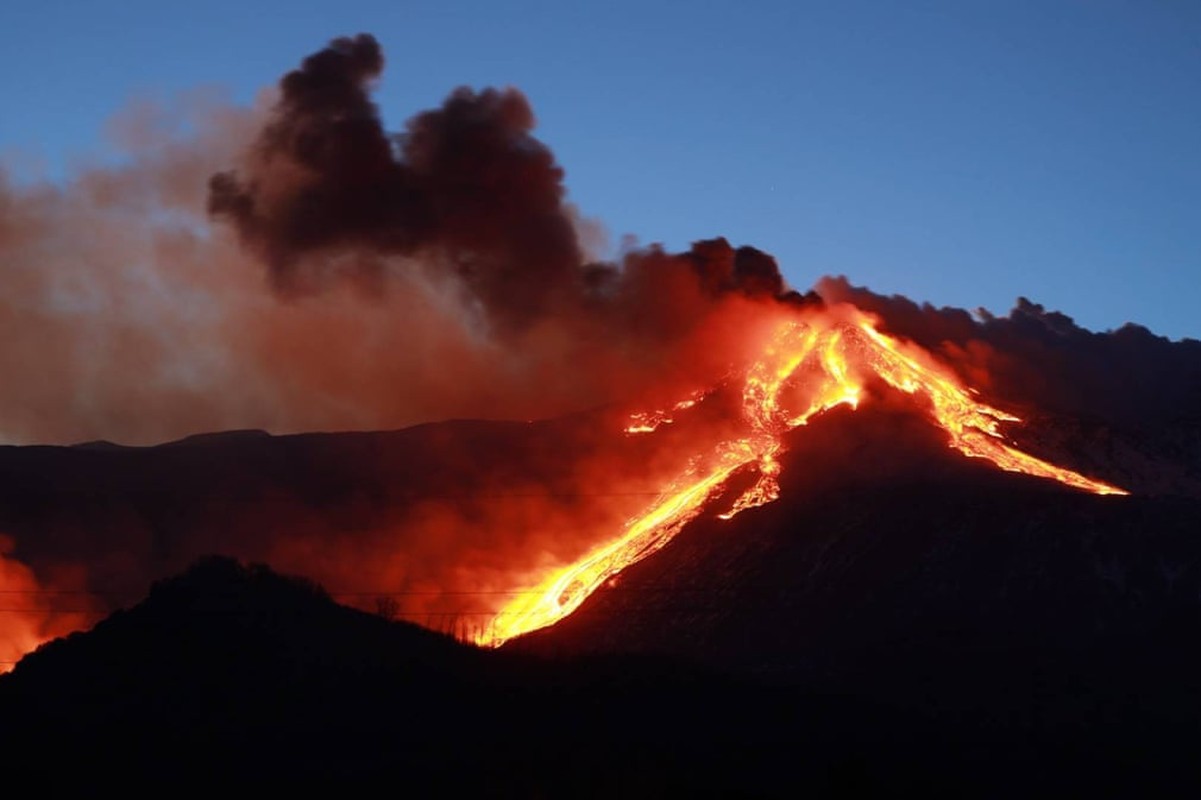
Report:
475,304,1126,647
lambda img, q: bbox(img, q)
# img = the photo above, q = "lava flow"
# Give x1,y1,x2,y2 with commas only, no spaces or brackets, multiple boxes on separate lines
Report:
476,305,1126,647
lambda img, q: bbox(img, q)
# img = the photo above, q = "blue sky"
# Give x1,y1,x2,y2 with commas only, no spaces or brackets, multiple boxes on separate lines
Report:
3,0,1198,338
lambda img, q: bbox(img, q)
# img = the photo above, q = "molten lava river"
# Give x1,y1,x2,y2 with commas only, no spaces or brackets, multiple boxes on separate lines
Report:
474,305,1126,647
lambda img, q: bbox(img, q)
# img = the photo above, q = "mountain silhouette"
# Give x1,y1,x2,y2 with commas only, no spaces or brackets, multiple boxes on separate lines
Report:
3,402,1200,792
0,556,921,793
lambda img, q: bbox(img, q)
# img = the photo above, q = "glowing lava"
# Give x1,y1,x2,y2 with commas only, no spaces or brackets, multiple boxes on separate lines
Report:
476,306,1126,647
0,536,93,674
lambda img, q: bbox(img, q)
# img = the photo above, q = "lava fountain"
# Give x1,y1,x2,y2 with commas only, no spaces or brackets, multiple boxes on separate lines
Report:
475,304,1126,647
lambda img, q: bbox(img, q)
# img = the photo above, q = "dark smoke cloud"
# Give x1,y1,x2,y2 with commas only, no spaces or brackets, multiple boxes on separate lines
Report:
208,34,790,335
208,34,582,331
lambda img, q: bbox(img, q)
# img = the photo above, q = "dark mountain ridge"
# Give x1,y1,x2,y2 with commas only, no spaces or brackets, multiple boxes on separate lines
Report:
2,393,1200,792
5,554,1196,794
0,557,887,793
0,410,676,613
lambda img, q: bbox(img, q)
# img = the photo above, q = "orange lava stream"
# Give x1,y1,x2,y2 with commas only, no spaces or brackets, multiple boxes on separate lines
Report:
475,308,1126,647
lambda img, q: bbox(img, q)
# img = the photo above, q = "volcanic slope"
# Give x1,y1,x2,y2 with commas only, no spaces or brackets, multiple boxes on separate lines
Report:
508,402,1201,779
3,352,1201,791
520,401,1201,669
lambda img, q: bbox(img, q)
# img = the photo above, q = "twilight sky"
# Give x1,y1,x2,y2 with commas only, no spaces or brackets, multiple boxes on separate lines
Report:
2,0,1198,339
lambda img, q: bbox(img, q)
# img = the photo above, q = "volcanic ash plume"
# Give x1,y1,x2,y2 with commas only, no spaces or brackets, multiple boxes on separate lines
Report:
0,34,795,449
203,32,808,436
207,34,581,332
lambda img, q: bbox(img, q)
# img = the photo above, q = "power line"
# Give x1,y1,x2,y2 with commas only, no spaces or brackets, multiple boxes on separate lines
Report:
0,585,719,597
0,596,750,616
0,609,108,614
0,490,674,499
0,589,114,599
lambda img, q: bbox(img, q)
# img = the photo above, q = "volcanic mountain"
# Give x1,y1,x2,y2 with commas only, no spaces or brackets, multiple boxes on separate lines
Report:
521,403,1201,704
2,303,1195,662
3,30,1199,793
2,406,1199,791
2,309,1201,791
3,296,1200,663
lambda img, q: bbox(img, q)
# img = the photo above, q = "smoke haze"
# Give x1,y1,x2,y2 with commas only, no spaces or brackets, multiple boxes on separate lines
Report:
1,34,796,448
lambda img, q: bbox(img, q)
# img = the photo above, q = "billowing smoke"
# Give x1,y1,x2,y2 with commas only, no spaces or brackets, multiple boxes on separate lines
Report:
0,34,795,449
208,35,581,332
207,34,791,335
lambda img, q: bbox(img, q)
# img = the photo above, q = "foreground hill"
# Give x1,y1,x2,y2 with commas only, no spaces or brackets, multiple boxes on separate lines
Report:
4,556,1197,794
0,557,949,793
2,381,1200,791
4,408,1201,792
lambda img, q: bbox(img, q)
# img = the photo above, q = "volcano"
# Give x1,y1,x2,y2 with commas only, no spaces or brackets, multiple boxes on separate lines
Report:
3,291,1200,667
2,402,1200,791
3,320,1201,791
3,300,1193,666
3,31,1201,794
4,231,1201,797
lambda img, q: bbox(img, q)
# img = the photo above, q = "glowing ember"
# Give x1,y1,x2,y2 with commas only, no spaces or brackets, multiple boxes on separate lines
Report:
0,536,93,674
476,306,1126,647
624,390,709,434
